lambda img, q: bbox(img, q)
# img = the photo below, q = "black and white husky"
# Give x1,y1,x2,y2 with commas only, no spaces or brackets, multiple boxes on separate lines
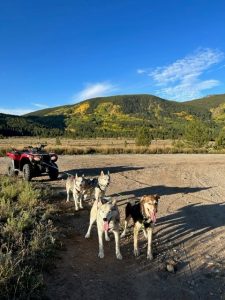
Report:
121,195,160,260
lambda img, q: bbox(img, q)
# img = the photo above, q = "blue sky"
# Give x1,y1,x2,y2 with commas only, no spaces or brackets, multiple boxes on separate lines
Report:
0,0,225,115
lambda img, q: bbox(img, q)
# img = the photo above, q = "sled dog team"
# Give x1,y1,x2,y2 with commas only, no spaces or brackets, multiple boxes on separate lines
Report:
66,171,160,260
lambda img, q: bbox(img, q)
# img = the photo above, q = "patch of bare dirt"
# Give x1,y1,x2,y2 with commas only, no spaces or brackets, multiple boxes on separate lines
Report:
1,154,225,299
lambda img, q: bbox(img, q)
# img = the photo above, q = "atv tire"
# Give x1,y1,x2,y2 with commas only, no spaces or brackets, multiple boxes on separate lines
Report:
48,162,59,180
7,161,18,177
23,163,32,181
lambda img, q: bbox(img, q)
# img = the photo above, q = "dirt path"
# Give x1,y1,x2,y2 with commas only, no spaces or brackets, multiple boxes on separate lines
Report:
1,154,225,299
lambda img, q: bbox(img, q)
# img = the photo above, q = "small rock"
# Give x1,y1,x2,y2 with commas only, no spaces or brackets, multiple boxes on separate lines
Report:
166,263,176,273
214,269,220,273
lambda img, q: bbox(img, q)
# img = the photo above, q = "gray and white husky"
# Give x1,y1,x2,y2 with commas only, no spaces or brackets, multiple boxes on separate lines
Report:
66,174,85,211
85,198,122,260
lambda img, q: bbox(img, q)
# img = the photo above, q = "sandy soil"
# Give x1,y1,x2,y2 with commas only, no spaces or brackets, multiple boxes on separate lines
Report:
1,154,225,300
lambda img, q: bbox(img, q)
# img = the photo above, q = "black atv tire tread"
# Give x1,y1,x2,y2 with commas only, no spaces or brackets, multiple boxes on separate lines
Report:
48,163,59,180
23,164,32,181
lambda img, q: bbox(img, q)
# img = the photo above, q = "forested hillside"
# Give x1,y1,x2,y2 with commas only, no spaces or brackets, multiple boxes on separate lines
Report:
0,113,63,137
1,94,225,139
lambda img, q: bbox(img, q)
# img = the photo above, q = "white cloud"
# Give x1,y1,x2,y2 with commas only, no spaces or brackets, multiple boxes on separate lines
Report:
148,48,224,100
137,69,147,74
0,108,34,116
32,103,49,109
73,82,117,102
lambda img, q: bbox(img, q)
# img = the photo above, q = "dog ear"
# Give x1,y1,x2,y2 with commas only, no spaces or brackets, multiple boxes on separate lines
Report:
154,194,160,200
140,195,146,203
100,170,104,176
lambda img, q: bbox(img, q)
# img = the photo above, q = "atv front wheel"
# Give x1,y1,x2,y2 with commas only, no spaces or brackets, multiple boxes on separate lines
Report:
7,161,18,177
23,164,32,181
48,162,59,180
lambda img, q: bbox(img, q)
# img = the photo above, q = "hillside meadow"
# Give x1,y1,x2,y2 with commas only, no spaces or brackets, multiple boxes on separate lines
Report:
0,136,224,156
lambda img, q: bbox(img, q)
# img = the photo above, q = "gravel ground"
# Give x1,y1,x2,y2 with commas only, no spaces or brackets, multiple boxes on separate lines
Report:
1,154,225,300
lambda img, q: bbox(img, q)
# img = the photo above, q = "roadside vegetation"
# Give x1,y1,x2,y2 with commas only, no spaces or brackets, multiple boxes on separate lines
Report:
0,176,57,299
1,119,225,157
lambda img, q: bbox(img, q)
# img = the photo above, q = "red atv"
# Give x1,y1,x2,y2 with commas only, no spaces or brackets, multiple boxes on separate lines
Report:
6,144,59,181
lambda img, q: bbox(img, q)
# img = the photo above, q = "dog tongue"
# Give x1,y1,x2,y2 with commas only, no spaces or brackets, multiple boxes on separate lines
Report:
103,221,109,231
151,212,157,223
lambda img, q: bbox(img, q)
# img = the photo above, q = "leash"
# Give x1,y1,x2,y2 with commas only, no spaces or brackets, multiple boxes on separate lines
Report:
41,161,74,177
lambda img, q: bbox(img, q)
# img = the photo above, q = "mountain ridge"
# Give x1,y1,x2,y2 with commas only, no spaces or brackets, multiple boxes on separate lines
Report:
1,93,225,138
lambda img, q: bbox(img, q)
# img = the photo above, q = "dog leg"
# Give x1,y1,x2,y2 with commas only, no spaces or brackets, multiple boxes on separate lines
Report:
142,228,148,239
134,222,142,257
104,230,110,241
147,227,153,260
73,191,79,211
85,208,96,238
85,216,95,238
121,216,131,237
113,230,122,260
97,228,104,258
95,188,100,202
66,189,70,202
79,194,83,209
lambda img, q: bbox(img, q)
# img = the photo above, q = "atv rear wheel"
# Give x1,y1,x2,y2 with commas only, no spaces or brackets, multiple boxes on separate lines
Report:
48,162,59,180
23,164,32,181
7,160,18,177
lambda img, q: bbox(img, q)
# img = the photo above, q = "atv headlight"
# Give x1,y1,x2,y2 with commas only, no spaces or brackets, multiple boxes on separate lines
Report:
33,155,41,161
50,155,57,162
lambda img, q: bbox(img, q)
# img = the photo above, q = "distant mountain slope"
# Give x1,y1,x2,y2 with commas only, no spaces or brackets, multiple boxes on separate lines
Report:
184,94,225,110
0,113,62,137
184,94,225,124
24,94,212,138
2,93,225,138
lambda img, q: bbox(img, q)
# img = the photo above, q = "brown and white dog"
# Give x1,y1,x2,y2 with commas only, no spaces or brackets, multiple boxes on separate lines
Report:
121,194,160,260
66,174,85,211
85,198,122,260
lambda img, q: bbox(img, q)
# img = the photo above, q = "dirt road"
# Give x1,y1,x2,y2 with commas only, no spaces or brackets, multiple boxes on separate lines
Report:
1,154,225,299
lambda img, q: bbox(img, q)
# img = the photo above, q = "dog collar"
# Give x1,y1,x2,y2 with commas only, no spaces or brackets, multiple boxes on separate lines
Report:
97,183,107,191
75,185,81,192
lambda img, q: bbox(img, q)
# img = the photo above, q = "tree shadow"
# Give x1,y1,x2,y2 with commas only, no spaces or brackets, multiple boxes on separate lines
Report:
60,165,145,179
156,202,225,247
111,185,212,202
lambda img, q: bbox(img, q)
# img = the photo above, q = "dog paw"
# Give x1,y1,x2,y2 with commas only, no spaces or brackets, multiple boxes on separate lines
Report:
98,252,104,259
147,254,153,260
120,232,126,238
85,233,90,239
75,207,79,211
134,249,140,257
105,236,110,241
116,252,123,260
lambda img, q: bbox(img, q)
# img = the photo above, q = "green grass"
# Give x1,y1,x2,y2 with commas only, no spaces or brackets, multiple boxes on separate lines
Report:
0,176,57,299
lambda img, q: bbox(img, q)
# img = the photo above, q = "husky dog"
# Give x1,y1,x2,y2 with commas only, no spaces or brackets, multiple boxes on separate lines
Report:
66,174,85,211
85,198,122,260
121,195,160,260
82,170,110,202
